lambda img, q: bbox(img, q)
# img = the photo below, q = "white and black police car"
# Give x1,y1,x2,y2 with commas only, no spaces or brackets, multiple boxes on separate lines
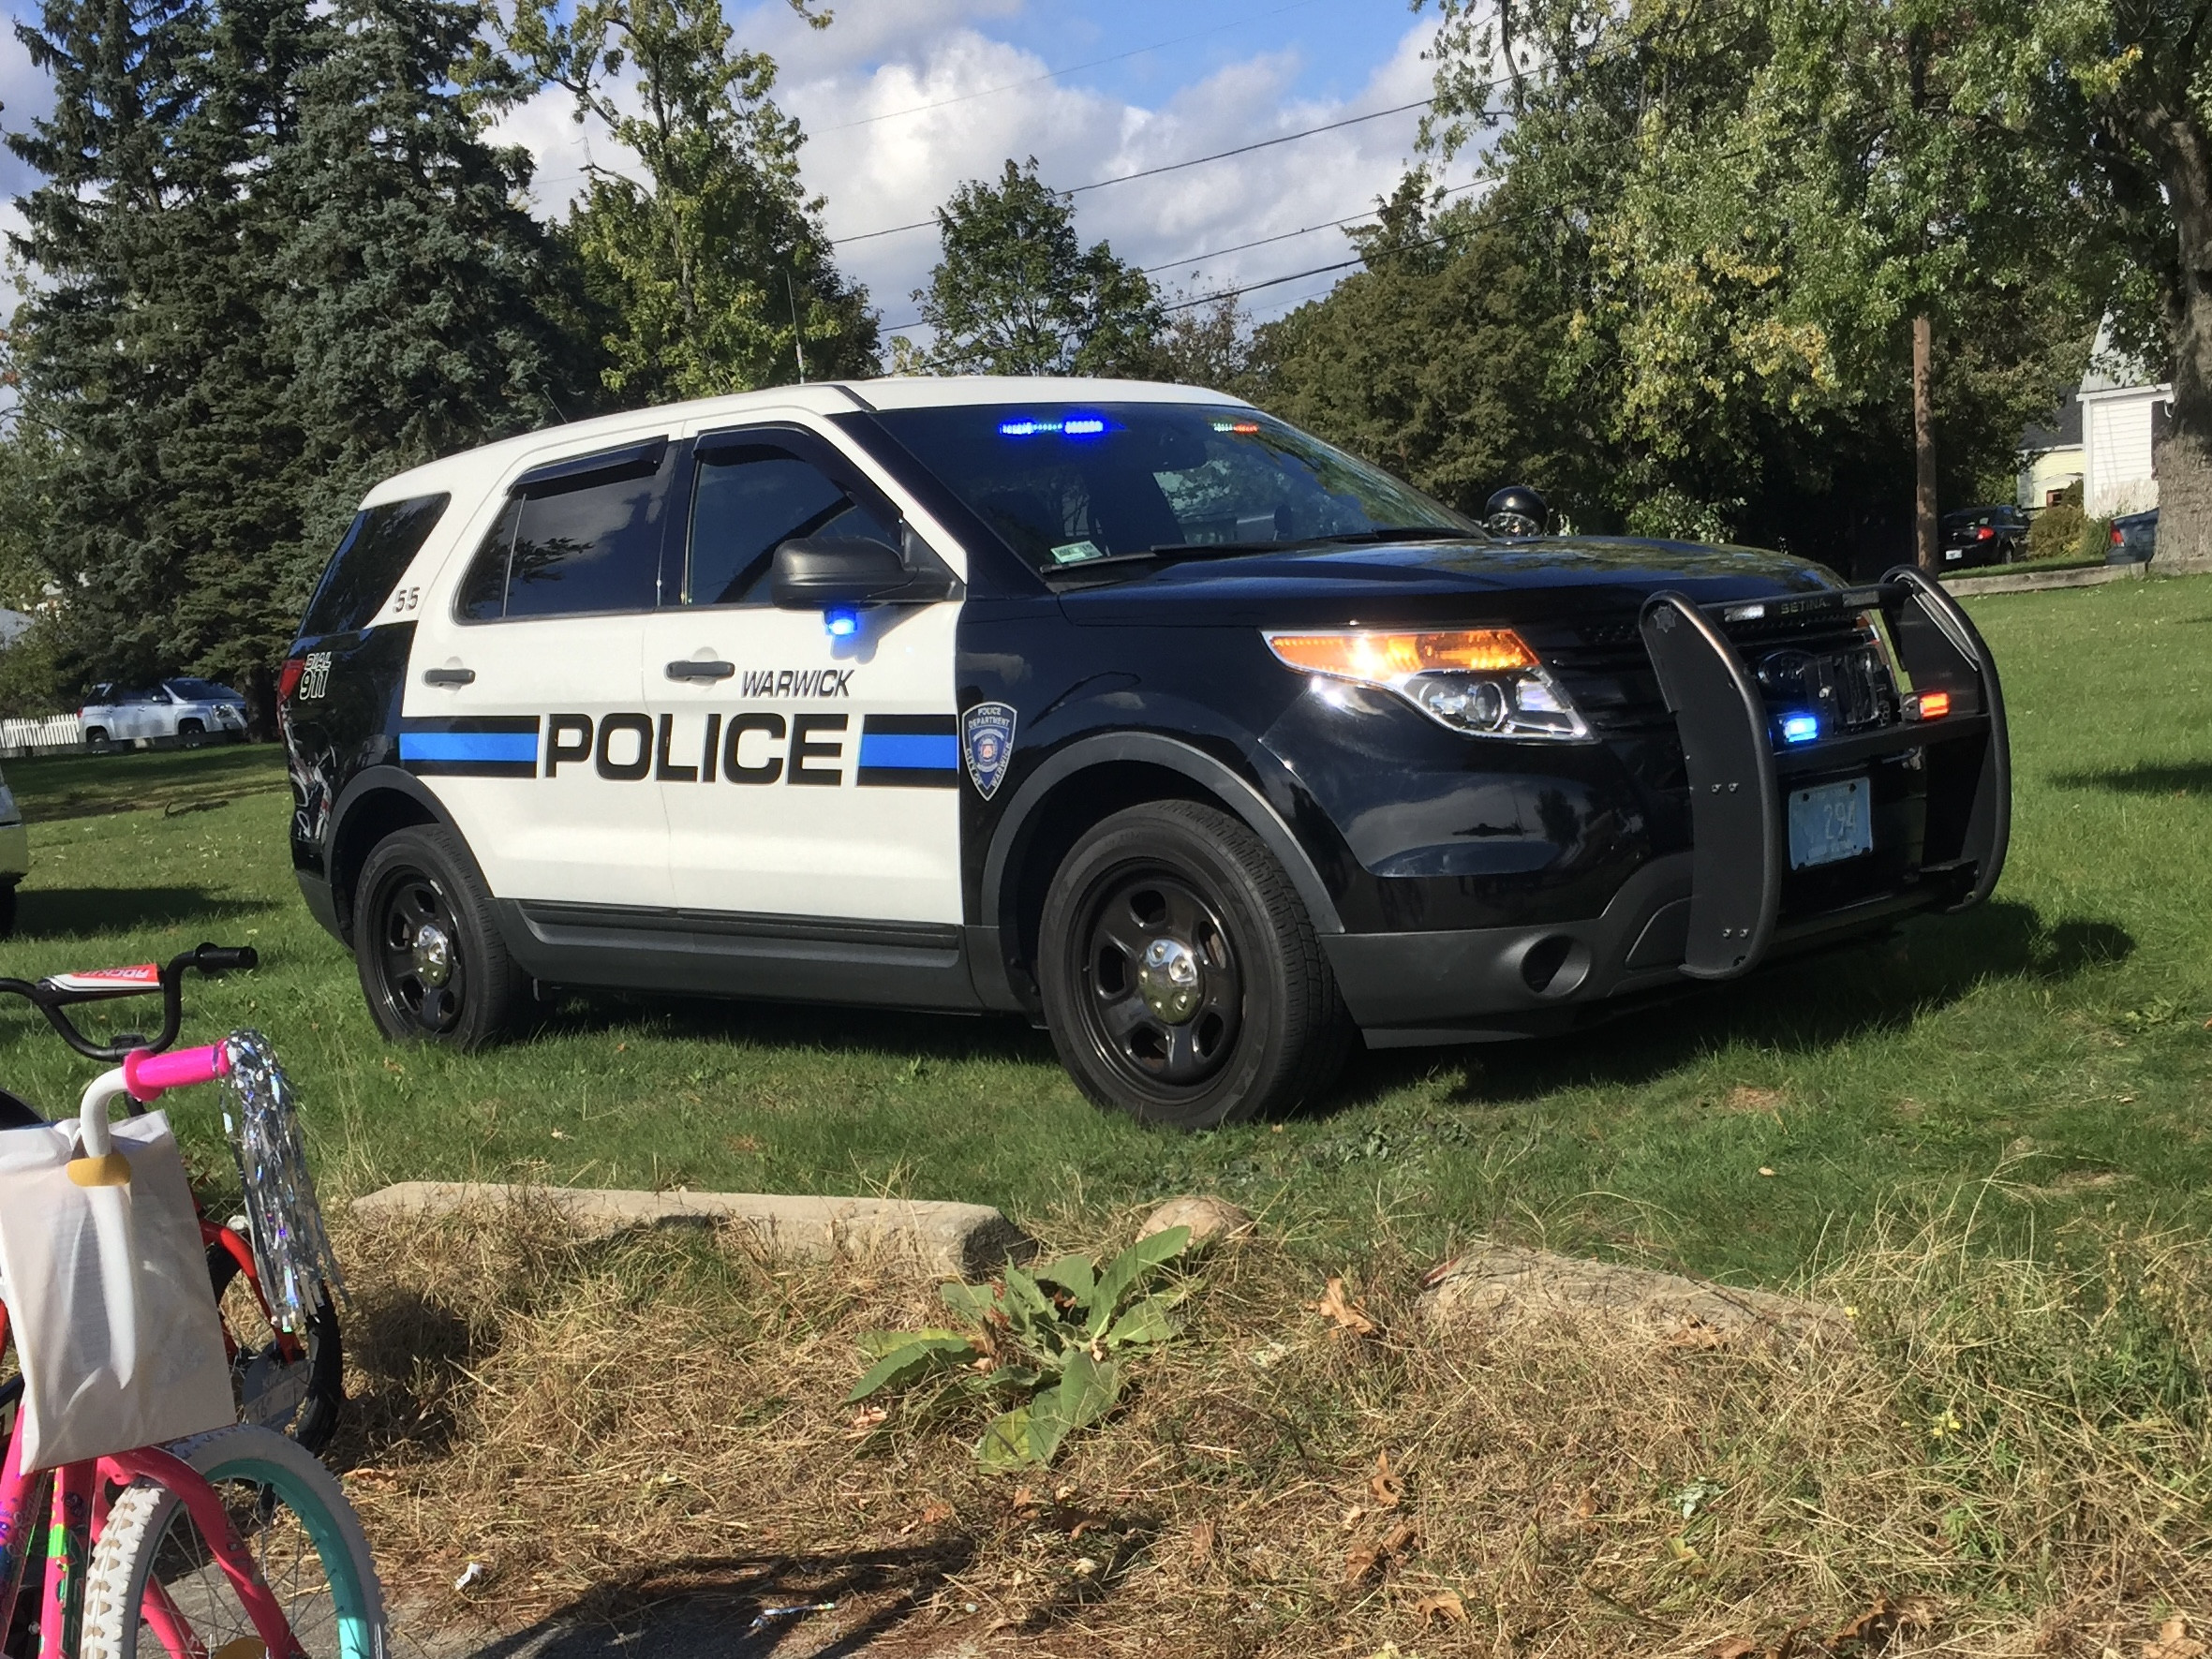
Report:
279,377,2009,1129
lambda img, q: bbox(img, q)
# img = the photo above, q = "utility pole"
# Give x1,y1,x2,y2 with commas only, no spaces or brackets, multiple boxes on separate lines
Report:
1913,314,1937,570
787,273,808,383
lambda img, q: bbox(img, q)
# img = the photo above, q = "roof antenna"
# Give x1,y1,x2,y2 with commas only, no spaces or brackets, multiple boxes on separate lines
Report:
787,273,808,383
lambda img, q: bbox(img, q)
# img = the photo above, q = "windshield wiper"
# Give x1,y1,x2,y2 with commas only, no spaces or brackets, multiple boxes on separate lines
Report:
1307,525,1479,544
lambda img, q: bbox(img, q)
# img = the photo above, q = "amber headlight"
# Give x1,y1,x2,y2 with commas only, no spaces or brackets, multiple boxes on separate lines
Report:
1263,628,1590,740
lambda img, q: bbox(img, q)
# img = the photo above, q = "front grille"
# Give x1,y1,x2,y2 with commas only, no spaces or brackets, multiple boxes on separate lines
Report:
1536,606,1900,742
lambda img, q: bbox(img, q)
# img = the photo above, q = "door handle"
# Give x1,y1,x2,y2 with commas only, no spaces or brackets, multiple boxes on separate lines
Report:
423,667,475,686
665,659,736,681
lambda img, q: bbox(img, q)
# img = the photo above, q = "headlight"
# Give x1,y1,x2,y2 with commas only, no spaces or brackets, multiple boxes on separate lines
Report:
1264,628,1590,740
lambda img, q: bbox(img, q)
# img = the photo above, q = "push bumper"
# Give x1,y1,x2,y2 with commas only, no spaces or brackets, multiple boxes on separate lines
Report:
1329,567,2010,1045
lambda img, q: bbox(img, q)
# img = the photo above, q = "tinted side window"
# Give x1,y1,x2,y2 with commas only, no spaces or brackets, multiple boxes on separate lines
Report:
687,446,897,607
299,493,452,638
458,453,670,622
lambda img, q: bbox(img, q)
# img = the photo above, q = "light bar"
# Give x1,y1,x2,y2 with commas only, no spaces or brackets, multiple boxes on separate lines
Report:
1913,689,1951,720
1266,629,1539,680
1781,712,1820,745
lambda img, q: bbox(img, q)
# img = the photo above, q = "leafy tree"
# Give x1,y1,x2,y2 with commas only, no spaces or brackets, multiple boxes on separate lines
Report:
1248,176,1602,522
902,158,1165,376
511,0,875,405
1423,0,2091,565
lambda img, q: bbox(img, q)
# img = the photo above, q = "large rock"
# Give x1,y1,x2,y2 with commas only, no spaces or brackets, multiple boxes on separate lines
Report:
352,1182,1034,1280
1418,1241,1853,1349
1137,1195,1254,1246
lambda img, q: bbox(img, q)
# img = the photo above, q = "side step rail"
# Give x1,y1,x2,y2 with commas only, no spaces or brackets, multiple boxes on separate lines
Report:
1640,591,1779,979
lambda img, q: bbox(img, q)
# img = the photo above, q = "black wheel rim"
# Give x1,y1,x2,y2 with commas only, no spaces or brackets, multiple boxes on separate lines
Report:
1071,863,1242,1095
369,863,466,1036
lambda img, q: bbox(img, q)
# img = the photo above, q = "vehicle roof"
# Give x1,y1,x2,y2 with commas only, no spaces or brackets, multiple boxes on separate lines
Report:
361,377,1251,508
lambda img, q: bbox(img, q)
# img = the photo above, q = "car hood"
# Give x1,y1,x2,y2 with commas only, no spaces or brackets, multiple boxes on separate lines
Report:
1055,534,1840,629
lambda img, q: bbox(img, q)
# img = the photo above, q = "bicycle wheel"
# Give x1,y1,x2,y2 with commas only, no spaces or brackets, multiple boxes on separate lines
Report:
208,1239,346,1455
79,1424,384,1659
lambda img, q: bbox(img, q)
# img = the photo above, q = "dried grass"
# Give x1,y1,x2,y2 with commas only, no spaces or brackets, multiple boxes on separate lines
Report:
333,1196,2212,1656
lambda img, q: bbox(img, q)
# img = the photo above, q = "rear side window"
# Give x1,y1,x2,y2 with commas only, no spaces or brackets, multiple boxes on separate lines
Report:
299,493,452,638
458,447,670,621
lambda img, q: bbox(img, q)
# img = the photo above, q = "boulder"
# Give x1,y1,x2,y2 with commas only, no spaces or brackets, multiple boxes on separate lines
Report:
1138,1195,1254,1246
1418,1241,1853,1349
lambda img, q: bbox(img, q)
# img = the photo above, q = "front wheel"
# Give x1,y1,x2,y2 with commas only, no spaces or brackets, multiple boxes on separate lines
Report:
208,1240,345,1455
1038,800,1351,1130
177,718,206,748
353,823,524,1049
79,1424,386,1659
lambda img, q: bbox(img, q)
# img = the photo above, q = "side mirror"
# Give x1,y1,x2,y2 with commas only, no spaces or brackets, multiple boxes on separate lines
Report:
771,537,913,609
770,530,961,610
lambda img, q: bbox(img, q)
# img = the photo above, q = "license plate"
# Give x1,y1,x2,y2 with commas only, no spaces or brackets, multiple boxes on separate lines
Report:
1788,777,1872,869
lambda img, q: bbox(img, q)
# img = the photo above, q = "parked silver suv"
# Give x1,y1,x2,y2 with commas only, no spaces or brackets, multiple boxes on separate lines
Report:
81,678,248,748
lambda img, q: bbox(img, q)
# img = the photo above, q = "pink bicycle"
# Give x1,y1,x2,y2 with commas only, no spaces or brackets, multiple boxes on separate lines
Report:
0,1044,383,1659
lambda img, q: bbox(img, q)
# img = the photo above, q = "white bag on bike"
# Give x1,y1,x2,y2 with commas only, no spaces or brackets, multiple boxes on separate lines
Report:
0,1108,233,1470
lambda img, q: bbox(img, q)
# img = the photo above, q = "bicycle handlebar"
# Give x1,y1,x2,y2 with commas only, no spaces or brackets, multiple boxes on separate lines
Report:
0,942,259,1061
123,1041,231,1102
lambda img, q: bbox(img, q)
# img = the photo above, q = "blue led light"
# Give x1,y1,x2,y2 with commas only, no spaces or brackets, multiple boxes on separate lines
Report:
824,606,860,638
1062,417,1106,436
1781,712,1819,745
999,420,1041,437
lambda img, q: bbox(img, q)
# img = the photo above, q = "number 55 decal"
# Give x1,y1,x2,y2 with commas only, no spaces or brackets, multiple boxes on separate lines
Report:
389,585,421,615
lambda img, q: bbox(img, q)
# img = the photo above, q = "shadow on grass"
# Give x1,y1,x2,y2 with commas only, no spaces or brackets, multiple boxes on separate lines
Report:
2052,760,2212,796
13,884,274,937
458,1545,977,1657
532,990,1058,1069
1336,897,2132,1112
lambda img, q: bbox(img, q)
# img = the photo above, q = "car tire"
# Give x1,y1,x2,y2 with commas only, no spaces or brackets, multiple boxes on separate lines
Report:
353,824,524,1050
177,718,205,748
84,726,110,752
1038,800,1351,1129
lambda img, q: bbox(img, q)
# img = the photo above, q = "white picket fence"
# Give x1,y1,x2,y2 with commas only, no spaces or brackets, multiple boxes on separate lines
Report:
0,714,87,756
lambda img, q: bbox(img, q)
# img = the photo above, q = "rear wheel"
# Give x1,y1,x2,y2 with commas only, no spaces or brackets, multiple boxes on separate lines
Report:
84,725,110,751
1038,800,1351,1130
177,718,205,748
79,1424,385,1659
354,823,523,1050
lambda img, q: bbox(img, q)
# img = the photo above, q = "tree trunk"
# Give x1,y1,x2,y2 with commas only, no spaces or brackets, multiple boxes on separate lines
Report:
2149,111,2212,572
1912,314,1938,571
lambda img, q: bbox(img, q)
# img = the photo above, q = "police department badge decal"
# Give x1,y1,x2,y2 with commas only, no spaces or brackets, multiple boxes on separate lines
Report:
962,702,1016,799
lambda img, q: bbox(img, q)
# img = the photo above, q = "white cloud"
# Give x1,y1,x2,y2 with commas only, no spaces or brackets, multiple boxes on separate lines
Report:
499,4,1457,349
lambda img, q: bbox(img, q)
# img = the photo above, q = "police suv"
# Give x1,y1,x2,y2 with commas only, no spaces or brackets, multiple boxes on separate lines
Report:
279,378,2009,1129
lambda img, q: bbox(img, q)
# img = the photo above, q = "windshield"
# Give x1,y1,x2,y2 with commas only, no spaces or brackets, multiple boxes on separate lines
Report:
870,403,1473,574
166,678,242,702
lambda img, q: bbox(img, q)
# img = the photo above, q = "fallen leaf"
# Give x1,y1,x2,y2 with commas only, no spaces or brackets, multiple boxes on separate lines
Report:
1344,1523,1418,1584
1414,1590,1466,1625
1758,1166,1777,1178
615,1041,627,1052
1370,1451,1404,1508
844,1406,887,1439
1314,1277,1379,1337
548,1128,569,1140
1189,1518,1217,1562
1054,1483,1076,1502
1665,1533,1708,1578
1572,1486,1599,1519
1832,1596,1935,1649
1011,1487,1041,1517
1341,1504,1366,1530
1069,1519,1092,1541
2145,1617,2208,1659
1666,1317,1730,1351
1704,1641,1760,1659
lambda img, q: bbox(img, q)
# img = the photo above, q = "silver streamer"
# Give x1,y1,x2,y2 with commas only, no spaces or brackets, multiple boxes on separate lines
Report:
218,1030,349,1333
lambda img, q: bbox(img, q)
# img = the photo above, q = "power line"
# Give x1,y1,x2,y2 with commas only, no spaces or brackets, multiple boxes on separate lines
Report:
830,96,1434,245
818,0,1325,133
1141,179,1486,276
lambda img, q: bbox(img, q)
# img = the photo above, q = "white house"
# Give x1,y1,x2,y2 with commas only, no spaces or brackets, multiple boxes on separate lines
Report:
2077,321,2172,518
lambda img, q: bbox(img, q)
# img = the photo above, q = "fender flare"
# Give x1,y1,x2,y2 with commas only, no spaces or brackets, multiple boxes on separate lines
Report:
980,733,1345,943
325,765,473,927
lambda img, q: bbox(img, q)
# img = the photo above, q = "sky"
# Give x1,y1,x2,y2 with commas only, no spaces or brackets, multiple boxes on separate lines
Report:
0,0,1467,354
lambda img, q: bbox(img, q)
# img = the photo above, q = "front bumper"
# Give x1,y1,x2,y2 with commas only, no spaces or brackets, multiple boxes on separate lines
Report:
1329,568,2009,1044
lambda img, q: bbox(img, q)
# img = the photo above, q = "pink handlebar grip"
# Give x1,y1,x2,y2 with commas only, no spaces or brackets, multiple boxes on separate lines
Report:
123,1041,230,1102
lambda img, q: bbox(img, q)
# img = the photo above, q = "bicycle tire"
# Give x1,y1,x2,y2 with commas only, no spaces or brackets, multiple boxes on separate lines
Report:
206,1240,346,1456
78,1424,385,1659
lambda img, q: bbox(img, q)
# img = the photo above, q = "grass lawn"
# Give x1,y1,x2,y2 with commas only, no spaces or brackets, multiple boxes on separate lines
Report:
3,574,2209,1288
